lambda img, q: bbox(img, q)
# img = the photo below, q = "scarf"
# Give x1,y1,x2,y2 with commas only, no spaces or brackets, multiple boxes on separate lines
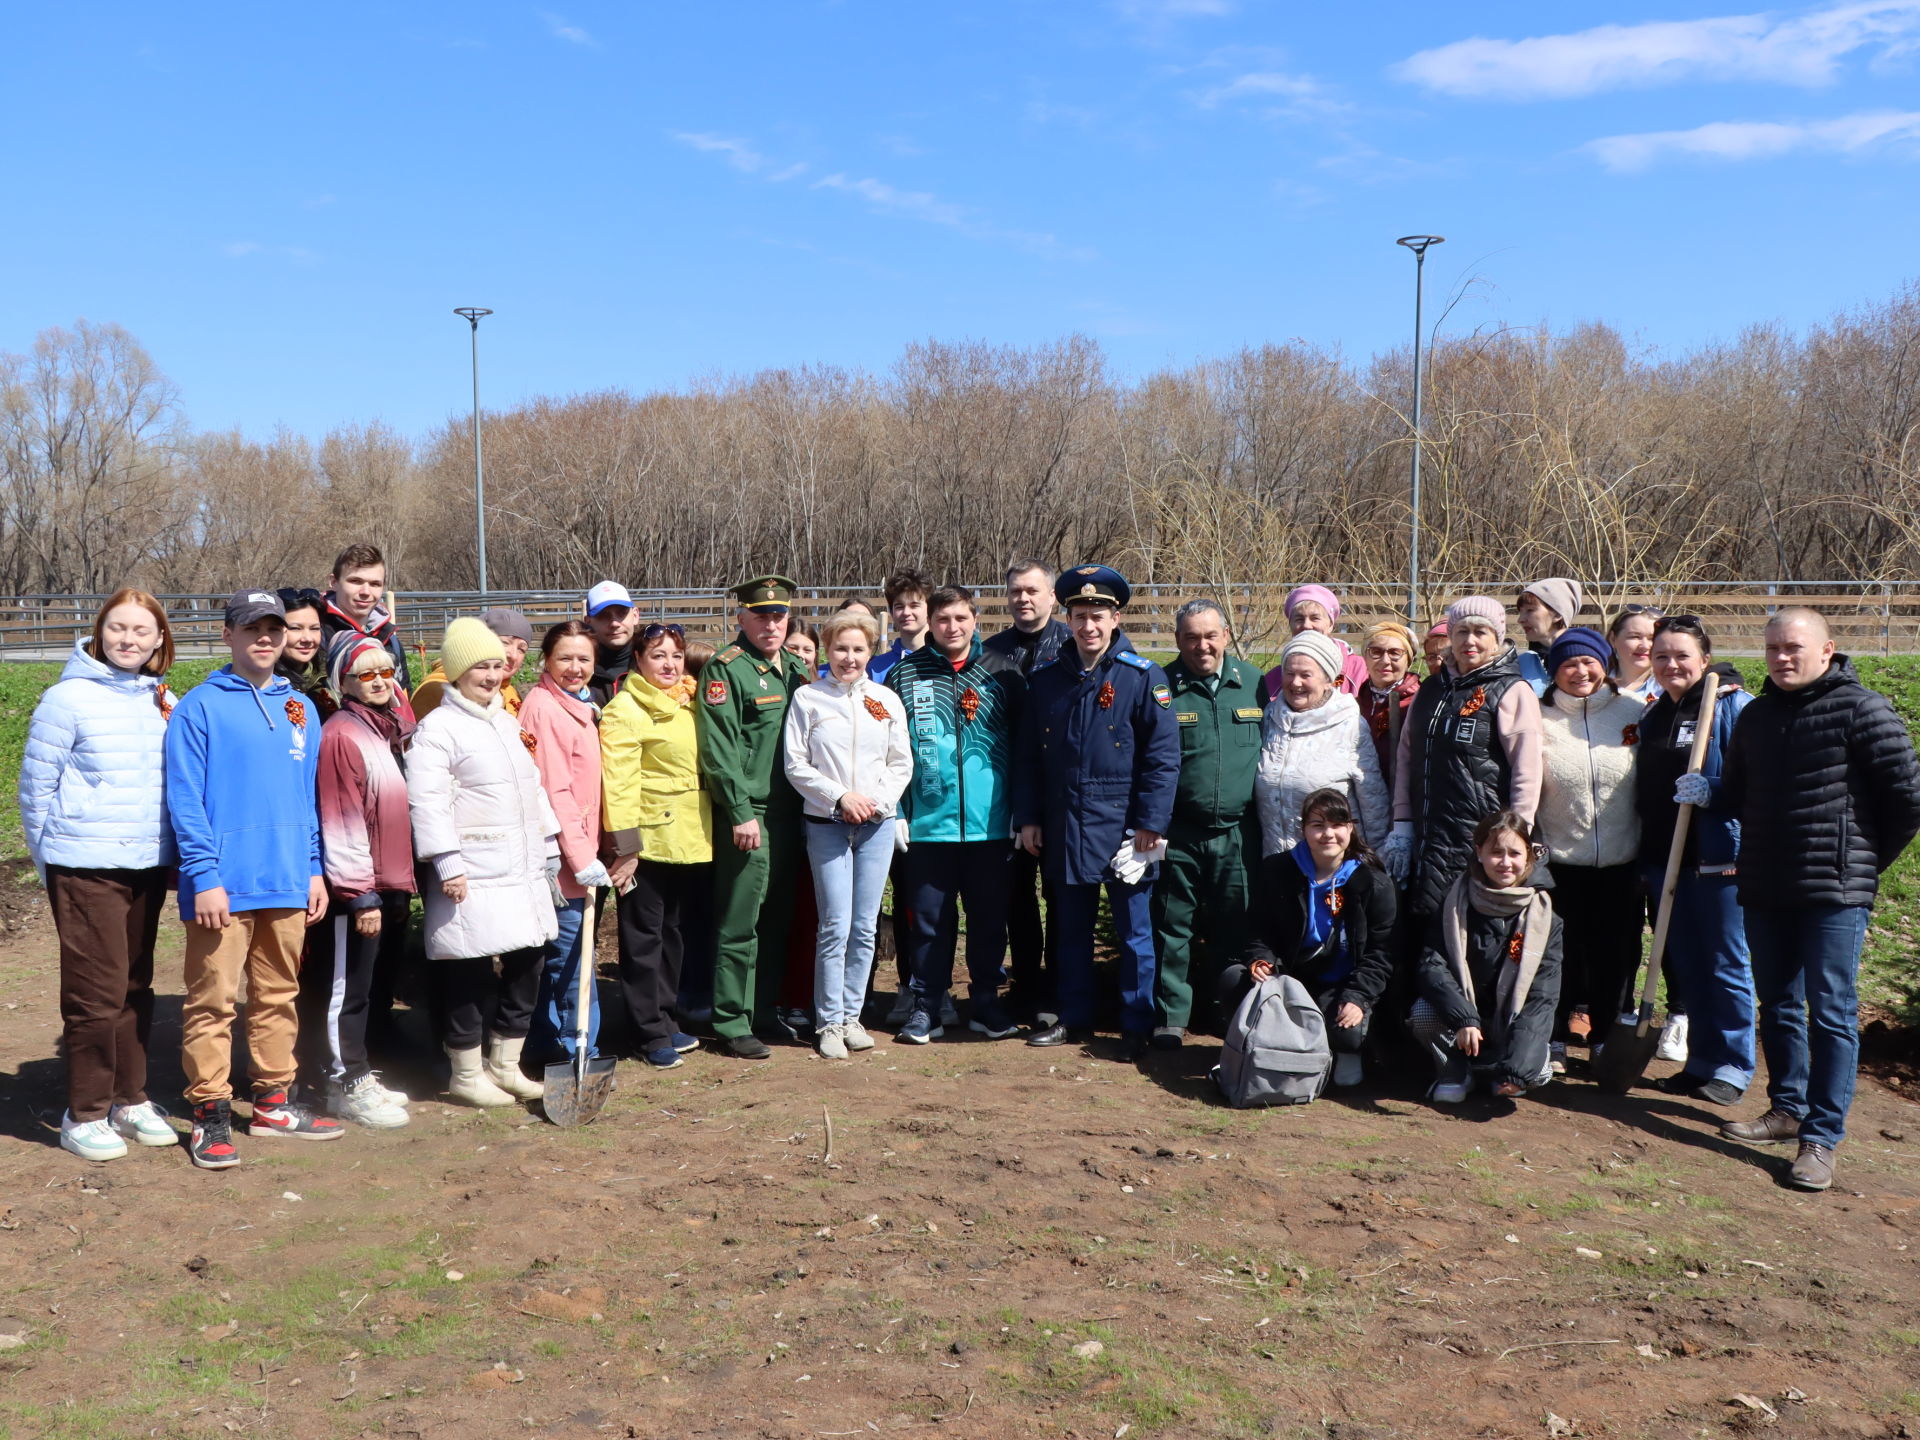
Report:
647,674,696,705
1439,870,1553,1022
340,695,415,767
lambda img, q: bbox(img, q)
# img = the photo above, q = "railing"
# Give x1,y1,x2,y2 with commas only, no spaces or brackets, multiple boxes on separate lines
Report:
6,581,1920,658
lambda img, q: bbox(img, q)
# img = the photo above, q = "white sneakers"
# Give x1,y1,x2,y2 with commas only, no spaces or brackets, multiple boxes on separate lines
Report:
341,1073,409,1129
843,1021,875,1052
111,1101,177,1147
1429,1080,1472,1104
60,1113,127,1162
818,1024,849,1060
1655,1014,1690,1064
61,1103,177,1161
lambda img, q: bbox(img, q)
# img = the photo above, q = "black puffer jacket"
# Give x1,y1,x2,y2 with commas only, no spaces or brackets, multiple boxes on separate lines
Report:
1403,646,1531,916
1721,655,1920,908
1244,852,1399,1010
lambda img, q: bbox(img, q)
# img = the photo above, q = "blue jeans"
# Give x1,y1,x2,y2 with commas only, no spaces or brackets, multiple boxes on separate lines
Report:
532,897,602,1061
805,817,894,1026
904,840,1011,1003
1054,878,1157,1035
1650,868,1754,1090
1744,902,1871,1149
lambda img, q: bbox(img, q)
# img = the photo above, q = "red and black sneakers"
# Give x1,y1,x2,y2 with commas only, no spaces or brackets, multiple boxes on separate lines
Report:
247,1090,346,1141
189,1100,241,1170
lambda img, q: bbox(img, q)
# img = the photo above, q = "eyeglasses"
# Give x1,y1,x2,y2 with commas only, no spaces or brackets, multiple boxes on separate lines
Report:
351,667,397,681
641,623,685,642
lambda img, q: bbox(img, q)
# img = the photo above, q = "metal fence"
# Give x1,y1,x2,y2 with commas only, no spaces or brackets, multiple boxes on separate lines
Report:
7,581,1920,659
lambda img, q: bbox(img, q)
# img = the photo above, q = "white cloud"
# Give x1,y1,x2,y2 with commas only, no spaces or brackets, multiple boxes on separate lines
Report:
1586,108,1920,168
537,10,597,46
1195,69,1349,116
671,131,768,173
1115,0,1235,18
812,173,970,228
222,241,262,258
1395,0,1920,99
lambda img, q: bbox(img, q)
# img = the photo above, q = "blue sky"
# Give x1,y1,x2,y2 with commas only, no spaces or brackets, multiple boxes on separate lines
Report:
5,1,1918,439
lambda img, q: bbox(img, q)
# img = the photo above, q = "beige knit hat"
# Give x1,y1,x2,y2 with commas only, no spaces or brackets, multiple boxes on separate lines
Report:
1280,630,1344,682
440,616,507,682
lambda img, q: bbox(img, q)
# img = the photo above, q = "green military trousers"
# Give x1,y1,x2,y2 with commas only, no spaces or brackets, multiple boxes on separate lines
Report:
1152,822,1256,1030
710,809,801,1039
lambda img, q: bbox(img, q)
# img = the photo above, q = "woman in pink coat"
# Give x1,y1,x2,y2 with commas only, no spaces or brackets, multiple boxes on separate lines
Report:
520,619,611,1064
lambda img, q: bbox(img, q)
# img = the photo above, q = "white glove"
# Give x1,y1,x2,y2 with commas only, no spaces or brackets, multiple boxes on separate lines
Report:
574,860,612,890
1673,772,1711,807
1110,830,1167,885
1382,822,1414,882
895,817,911,853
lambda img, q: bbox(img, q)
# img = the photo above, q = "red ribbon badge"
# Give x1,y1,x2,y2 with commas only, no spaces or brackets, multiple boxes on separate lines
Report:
1622,723,1640,747
863,695,890,722
284,698,307,731
1507,928,1524,963
519,729,539,758
958,687,980,724
1459,686,1488,717
1327,886,1343,917
1097,681,1115,710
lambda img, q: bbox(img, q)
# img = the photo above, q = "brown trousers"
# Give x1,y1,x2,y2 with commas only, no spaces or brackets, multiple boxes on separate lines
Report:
180,908,308,1104
48,866,169,1122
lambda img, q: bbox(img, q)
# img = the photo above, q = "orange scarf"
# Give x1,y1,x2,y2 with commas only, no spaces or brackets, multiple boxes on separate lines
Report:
653,675,697,706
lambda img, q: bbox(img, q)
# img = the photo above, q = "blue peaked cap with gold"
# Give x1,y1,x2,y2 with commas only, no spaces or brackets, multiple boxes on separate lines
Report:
1056,563,1130,609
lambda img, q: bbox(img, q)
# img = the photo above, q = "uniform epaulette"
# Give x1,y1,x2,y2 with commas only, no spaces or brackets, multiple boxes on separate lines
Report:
716,645,742,663
1116,651,1151,670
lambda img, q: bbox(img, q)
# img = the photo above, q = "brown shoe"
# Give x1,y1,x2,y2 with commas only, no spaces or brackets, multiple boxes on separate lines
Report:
1721,1108,1801,1144
1788,1141,1835,1191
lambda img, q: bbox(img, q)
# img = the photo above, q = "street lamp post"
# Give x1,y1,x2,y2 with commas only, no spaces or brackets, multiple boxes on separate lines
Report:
1395,236,1443,626
454,307,494,595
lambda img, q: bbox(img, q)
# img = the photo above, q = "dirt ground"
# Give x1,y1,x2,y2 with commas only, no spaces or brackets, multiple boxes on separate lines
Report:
3,884,1920,1440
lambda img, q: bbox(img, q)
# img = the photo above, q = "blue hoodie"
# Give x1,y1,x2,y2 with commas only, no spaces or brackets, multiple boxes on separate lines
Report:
164,665,322,919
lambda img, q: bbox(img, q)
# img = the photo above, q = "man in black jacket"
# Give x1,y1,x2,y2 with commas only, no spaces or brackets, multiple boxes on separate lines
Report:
1717,608,1920,1191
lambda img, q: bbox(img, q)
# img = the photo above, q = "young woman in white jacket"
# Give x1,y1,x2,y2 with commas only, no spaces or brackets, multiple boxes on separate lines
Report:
782,610,912,1059
1536,628,1645,1061
18,591,180,1161
1254,631,1391,857
408,619,562,1106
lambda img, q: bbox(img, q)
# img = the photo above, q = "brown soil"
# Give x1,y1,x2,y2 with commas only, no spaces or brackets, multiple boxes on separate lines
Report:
2,892,1919,1440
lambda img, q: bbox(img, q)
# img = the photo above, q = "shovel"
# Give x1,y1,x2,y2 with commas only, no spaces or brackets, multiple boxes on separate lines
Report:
1592,672,1719,1095
543,887,617,1126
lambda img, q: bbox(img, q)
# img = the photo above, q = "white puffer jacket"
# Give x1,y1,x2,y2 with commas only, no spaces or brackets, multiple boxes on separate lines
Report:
1538,686,1643,869
1254,690,1392,856
18,637,175,876
409,686,561,960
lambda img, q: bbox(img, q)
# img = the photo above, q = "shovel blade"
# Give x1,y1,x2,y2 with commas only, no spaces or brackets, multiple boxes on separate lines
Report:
542,1056,618,1127
1589,1009,1662,1095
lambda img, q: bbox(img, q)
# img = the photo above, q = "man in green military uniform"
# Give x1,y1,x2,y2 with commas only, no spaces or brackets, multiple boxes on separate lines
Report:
697,575,814,1059
1152,598,1265,1048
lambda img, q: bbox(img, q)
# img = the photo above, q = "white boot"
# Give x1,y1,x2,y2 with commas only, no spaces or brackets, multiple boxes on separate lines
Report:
445,1045,516,1107
484,1036,544,1100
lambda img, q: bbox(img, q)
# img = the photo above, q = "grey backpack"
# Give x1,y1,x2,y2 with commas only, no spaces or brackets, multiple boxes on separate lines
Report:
1211,974,1332,1108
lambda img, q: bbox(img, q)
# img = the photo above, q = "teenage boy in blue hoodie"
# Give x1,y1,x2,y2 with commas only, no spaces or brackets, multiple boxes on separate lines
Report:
167,590,341,1168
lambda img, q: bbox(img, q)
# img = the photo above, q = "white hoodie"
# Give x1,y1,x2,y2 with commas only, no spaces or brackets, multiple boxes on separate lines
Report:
1253,689,1391,856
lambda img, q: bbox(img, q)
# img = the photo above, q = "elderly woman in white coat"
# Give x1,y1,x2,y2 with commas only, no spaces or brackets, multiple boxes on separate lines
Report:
1254,630,1392,858
783,610,912,1059
409,618,561,1107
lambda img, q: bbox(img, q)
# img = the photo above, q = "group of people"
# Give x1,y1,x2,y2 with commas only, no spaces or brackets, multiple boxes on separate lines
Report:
19,551,1920,1193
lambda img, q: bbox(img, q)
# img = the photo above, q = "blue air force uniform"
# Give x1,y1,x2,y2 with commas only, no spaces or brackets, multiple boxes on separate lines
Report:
1012,566,1181,1041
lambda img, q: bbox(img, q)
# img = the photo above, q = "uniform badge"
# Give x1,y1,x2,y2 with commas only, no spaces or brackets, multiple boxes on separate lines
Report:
1176,711,1199,725
706,678,729,706
1097,681,1115,710
759,677,768,691
1076,565,1098,575
1151,684,1171,709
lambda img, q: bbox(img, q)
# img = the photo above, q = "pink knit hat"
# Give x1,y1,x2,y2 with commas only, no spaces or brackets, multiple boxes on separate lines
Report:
1444,596,1507,638
1284,584,1341,623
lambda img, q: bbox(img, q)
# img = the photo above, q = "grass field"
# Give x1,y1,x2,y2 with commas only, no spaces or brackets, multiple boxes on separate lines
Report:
3,649,1917,1021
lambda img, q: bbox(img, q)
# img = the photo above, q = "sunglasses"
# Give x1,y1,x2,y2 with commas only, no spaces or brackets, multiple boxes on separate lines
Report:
1653,614,1702,632
1615,603,1664,617
641,623,685,642
351,667,397,681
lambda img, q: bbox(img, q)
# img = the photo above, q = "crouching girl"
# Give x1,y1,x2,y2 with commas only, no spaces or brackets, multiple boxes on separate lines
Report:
1410,810,1563,1104
1217,787,1397,1088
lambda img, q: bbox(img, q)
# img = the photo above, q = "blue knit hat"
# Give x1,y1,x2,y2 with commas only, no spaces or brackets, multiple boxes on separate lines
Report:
1547,625,1611,676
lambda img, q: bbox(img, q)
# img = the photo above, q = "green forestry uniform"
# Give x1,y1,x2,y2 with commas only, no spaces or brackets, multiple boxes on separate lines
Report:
1153,653,1264,1031
697,577,814,1043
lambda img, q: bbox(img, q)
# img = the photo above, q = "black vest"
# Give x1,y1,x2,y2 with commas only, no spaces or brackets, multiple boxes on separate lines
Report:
1404,647,1527,915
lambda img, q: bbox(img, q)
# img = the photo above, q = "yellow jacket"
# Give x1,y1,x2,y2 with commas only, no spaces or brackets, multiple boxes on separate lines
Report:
601,671,712,865
412,661,520,719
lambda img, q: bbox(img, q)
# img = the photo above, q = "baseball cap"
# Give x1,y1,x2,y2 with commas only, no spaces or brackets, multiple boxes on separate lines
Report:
586,580,633,616
225,589,287,628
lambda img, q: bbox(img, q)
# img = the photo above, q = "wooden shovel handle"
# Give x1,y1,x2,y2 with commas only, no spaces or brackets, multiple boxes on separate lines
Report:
1635,673,1720,1035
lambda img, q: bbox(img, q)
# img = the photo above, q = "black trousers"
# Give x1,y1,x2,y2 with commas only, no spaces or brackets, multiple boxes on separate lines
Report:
904,840,1012,1001
1553,862,1645,1034
297,892,411,1090
618,859,697,1049
430,948,543,1051
1217,964,1370,1054
1005,844,1057,1014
